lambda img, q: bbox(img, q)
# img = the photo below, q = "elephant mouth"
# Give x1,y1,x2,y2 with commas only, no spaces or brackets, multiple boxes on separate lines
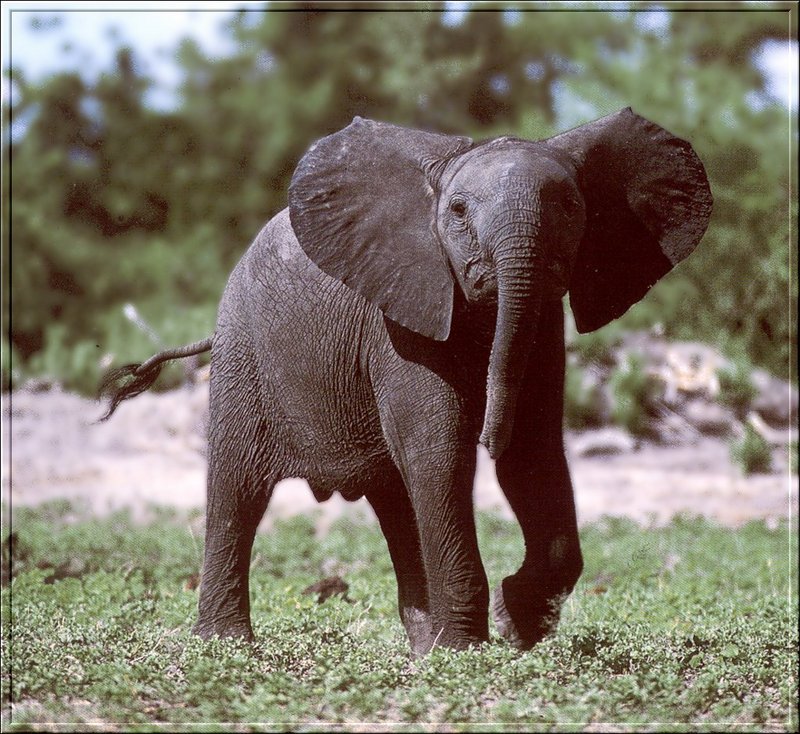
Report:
543,256,573,300
462,258,497,303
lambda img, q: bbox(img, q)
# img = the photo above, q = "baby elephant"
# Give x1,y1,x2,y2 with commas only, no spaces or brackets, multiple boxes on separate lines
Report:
101,108,711,653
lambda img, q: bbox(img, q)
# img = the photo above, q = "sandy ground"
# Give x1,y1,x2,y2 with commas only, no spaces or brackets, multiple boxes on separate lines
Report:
2,383,797,532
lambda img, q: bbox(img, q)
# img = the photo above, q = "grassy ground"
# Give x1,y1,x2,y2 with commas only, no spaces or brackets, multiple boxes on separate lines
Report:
2,501,797,731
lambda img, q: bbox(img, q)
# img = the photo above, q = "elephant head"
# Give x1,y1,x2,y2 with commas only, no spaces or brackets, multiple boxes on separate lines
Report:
288,109,712,459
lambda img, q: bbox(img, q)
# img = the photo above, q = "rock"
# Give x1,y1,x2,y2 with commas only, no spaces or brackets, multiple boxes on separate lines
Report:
572,428,638,457
747,412,798,447
616,330,670,367
302,576,350,603
650,341,725,405
682,398,737,437
650,403,701,444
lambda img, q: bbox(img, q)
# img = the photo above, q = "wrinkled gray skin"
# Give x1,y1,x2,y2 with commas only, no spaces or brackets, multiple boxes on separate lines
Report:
113,109,712,654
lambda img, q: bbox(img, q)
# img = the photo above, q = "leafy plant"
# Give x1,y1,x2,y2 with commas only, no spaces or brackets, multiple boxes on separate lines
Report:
564,362,605,429
3,508,796,728
717,358,758,417
17,301,216,395
568,320,624,367
6,6,794,393
609,353,659,437
730,423,773,475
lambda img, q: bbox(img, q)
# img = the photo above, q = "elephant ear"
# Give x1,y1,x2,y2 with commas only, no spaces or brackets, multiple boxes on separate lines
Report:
547,107,712,333
288,117,473,340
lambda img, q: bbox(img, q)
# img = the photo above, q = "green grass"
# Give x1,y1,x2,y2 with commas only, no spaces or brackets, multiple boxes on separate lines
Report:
2,502,797,730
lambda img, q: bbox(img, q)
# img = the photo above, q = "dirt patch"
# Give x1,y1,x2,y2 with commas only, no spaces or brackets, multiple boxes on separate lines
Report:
2,382,796,530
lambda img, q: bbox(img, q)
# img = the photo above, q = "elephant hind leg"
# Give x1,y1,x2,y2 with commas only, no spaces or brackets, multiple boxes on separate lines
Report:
194,417,277,641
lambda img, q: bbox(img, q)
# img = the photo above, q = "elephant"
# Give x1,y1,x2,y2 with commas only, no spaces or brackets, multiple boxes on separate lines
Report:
100,108,712,654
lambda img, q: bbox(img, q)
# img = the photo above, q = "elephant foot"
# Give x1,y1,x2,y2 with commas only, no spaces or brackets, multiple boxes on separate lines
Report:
402,607,489,654
192,617,255,643
491,579,563,651
401,607,438,656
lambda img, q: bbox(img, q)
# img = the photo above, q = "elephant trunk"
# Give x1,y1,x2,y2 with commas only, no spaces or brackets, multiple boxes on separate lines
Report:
479,237,543,460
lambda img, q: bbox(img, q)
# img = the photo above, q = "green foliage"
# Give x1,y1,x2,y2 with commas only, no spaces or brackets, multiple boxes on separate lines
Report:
730,423,773,475
558,8,794,377
568,318,624,367
564,361,605,429
11,301,215,394
717,358,759,416
609,353,659,436
2,506,796,727
5,6,794,391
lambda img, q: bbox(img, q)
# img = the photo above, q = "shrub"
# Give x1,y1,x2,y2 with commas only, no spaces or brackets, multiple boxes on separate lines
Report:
18,301,216,396
717,358,758,416
564,363,605,429
1,342,21,393
730,423,773,475
568,321,623,367
608,353,658,436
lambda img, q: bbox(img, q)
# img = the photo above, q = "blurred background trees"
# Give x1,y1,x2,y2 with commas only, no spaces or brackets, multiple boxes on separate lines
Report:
4,2,796,393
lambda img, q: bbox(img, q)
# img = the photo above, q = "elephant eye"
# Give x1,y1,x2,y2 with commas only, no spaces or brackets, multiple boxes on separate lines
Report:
562,194,581,214
449,196,467,217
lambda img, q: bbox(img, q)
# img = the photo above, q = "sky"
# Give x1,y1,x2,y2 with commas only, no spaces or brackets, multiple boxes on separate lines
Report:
2,1,797,112
3,1,247,109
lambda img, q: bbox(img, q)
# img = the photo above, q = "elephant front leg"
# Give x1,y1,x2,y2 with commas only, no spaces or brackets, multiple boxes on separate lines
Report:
377,348,490,651
491,299,583,650
493,448,583,650
403,447,490,650
367,472,436,655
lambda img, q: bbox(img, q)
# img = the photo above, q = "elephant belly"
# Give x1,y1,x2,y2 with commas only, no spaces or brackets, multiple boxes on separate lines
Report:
273,389,392,501
305,458,397,503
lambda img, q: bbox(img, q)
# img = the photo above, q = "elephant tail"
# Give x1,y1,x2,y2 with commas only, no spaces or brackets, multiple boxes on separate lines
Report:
97,337,213,421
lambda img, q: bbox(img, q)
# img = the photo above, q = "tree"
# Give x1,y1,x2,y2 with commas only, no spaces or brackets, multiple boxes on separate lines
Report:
5,4,795,391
